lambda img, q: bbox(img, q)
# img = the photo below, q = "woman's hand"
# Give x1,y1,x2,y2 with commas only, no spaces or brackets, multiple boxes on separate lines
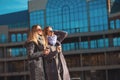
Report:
57,46,62,53
43,48,50,55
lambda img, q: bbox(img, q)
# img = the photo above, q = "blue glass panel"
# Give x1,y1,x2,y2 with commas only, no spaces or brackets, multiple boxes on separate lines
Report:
10,48,27,57
90,40,97,48
89,0,108,32
23,48,27,56
97,39,104,48
84,42,88,48
1,34,6,43
23,33,27,41
17,34,22,42
116,19,120,29
113,38,117,46
70,43,75,50
11,34,16,42
30,10,44,28
80,41,88,49
105,38,109,47
11,48,15,56
118,37,120,46
110,20,115,29
113,37,120,46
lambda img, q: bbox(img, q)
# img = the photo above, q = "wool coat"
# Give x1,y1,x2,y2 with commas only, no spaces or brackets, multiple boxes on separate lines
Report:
43,31,70,80
26,31,70,80
26,36,46,80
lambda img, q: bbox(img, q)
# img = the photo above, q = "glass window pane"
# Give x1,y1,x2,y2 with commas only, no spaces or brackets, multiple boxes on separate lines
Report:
11,34,16,42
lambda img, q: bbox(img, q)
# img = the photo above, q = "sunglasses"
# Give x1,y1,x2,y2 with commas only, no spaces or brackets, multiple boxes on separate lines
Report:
48,30,53,32
37,29,42,31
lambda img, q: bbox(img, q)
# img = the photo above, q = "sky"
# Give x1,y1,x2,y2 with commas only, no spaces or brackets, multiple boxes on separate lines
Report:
0,0,28,15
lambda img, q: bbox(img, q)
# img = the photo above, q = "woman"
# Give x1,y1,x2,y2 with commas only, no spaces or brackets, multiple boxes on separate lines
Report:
43,26,70,80
25,25,49,80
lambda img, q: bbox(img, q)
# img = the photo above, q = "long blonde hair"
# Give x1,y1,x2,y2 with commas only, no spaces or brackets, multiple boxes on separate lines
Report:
43,26,51,46
27,25,47,48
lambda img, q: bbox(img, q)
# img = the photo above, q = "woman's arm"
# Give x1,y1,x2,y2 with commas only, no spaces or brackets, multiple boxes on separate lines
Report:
54,30,68,42
26,42,43,60
43,46,57,59
44,50,57,60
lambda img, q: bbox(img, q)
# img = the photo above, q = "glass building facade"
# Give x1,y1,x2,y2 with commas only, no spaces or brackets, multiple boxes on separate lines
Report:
30,10,45,27
0,10,29,80
29,0,120,80
30,0,108,33
0,10,29,44
0,0,120,80
29,0,120,51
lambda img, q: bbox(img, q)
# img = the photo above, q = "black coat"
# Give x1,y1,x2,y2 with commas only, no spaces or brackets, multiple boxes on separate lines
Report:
54,31,70,80
44,31,70,80
26,31,70,80
26,38,46,80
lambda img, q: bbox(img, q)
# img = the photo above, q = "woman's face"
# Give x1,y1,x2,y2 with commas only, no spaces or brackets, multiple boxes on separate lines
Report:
36,26,43,35
47,27,54,36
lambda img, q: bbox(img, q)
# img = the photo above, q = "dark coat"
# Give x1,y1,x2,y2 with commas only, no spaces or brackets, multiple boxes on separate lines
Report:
44,31,70,80
26,31,70,80
26,37,46,80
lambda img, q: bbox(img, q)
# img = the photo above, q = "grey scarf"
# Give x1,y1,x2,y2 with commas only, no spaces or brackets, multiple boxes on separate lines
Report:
47,35,57,46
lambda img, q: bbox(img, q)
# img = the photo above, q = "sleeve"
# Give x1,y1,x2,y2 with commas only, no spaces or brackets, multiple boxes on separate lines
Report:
26,42,43,60
44,51,58,60
54,30,68,42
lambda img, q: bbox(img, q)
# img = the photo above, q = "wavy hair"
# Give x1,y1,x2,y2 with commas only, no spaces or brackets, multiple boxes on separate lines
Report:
43,26,52,46
27,25,40,44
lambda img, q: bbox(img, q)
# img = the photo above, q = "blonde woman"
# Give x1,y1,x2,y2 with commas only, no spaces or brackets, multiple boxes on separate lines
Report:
25,25,49,80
